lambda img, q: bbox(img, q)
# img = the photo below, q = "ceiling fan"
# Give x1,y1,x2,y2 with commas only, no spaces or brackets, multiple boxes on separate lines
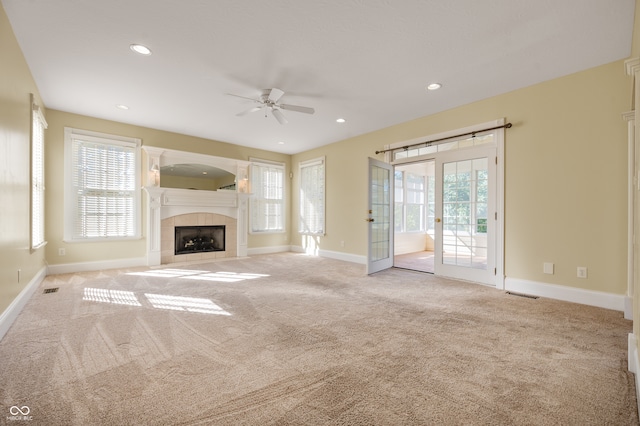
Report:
228,88,315,125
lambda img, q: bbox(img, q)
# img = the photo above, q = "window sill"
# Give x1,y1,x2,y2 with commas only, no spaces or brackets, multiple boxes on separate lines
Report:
30,240,48,253
63,236,142,243
249,230,286,235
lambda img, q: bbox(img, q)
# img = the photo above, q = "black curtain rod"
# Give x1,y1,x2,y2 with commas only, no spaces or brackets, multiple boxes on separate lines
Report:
375,122,512,155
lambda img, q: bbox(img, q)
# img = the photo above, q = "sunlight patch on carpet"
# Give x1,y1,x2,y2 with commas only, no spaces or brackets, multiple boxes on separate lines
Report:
83,288,142,306
145,293,231,316
83,288,231,316
183,271,269,282
127,269,269,283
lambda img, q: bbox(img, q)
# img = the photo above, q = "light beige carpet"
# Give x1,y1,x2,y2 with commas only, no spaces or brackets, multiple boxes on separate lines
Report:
0,253,637,425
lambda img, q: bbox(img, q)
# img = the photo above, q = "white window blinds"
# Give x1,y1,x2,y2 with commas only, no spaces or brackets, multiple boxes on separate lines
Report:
250,161,285,233
64,128,141,241
31,96,47,249
299,157,325,235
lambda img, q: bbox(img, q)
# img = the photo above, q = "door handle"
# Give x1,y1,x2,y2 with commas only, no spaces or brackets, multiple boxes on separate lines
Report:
365,218,374,222
436,218,441,223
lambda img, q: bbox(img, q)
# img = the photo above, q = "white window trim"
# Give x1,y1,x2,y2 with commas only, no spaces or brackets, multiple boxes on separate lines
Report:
299,156,326,236
63,127,142,242
30,94,47,251
249,158,286,234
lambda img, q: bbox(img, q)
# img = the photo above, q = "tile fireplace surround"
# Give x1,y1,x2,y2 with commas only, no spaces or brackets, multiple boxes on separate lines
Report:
142,146,250,266
162,213,237,264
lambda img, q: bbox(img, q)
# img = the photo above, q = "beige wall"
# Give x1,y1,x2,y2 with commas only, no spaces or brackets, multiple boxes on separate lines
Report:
44,109,291,266
395,233,434,255
292,59,631,295
0,4,47,313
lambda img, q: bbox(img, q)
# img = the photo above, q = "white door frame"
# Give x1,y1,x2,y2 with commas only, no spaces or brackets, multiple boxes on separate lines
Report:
388,119,506,289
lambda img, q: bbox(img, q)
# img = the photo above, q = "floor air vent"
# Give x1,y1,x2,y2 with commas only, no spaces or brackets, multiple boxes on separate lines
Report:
506,291,538,299
43,287,59,294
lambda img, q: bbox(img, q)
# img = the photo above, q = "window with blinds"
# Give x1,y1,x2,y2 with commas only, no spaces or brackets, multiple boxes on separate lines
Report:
299,157,325,235
31,96,47,250
250,160,285,233
64,128,141,241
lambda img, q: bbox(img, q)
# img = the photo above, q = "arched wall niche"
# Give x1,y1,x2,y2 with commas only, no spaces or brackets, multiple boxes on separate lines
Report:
142,146,250,192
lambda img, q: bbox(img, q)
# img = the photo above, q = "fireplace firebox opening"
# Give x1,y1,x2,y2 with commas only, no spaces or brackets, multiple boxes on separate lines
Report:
175,225,225,255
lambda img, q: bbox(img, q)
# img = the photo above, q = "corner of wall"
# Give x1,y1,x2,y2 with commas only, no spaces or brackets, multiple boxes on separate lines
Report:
0,267,46,342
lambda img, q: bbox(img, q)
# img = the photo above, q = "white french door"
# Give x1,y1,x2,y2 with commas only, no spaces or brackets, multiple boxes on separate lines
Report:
367,158,394,274
434,146,497,285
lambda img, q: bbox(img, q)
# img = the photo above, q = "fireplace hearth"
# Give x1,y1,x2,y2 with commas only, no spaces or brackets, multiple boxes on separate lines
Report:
175,225,225,255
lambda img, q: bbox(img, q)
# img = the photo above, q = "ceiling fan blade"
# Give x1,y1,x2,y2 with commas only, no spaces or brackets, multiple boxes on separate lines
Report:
279,103,315,114
236,106,262,116
268,88,285,104
227,93,259,102
271,108,288,125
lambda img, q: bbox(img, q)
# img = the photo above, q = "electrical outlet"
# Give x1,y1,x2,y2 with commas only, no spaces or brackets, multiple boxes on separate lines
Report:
340,241,345,247
577,267,588,278
58,248,66,256
543,262,554,274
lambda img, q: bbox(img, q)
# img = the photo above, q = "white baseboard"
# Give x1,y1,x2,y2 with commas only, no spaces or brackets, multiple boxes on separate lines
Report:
629,333,638,374
629,333,640,417
289,245,367,264
246,245,291,256
505,277,625,312
625,296,633,320
318,249,366,264
0,266,47,342
46,256,148,275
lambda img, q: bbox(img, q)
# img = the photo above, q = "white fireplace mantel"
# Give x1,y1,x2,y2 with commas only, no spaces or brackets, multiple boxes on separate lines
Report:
141,146,251,266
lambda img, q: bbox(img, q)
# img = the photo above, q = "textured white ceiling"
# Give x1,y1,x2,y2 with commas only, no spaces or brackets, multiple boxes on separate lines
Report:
2,0,635,154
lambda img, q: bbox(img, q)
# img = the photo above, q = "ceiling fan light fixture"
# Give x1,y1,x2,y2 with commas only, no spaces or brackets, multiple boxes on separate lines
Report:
229,88,313,125
130,44,152,55
426,83,442,91
271,108,288,125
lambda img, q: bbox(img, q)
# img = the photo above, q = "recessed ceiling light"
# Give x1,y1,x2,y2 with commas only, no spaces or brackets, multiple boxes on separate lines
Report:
336,118,346,123
116,104,129,110
202,171,208,175
426,83,442,91
130,44,152,55
278,141,285,145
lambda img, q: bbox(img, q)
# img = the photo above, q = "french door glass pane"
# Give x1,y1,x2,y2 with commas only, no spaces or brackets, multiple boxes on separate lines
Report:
441,158,488,269
371,164,391,262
